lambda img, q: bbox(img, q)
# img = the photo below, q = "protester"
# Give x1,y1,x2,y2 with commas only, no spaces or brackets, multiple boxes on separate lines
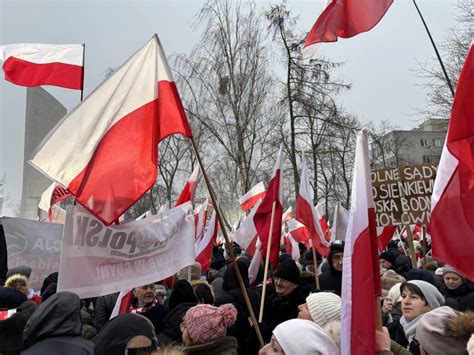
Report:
381,270,406,298
406,269,437,287
94,292,119,330
131,283,168,334
181,303,238,354
258,319,339,354
382,283,403,326
6,266,41,305
0,274,29,309
94,313,158,355
214,259,260,354
297,292,341,328
441,265,474,311
319,240,344,295
192,281,214,305
380,251,398,271
262,259,306,335
375,327,412,355
387,280,444,354
0,312,27,355
416,306,474,355
391,255,413,279
22,291,94,354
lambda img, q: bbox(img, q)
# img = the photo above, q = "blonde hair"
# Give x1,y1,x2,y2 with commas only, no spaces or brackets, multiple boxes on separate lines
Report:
5,274,29,295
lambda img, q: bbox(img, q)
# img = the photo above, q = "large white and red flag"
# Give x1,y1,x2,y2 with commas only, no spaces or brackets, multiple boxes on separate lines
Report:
29,36,192,225
428,42,474,281
315,203,331,242
194,199,208,242
286,218,311,246
254,146,284,269
231,199,262,254
239,181,266,211
39,182,72,222
281,206,293,224
176,165,201,207
195,210,219,273
341,129,381,355
296,156,330,257
0,43,84,89
303,0,393,59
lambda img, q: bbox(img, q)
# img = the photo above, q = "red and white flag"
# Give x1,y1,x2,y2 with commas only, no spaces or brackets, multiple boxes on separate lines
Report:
0,43,84,89
428,42,474,281
341,129,381,355
29,36,192,225
194,199,208,242
284,233,301,261
377,226,397,252
195,210,219,273
239,181,266,211
176,165,201,207
296,156,330,257
286,218,311,246
315,203,331,242
248,239,262,286
281,206,293,224
231,199,262,253
254,146,284,269
39,182,72,222
303,0,393,60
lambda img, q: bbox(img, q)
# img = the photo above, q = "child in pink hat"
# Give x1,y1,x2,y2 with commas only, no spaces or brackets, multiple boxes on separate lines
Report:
181,304,238,354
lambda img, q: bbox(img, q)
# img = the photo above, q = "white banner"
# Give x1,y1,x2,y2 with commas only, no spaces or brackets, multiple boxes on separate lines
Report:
58,203,195,298
3,217,62,290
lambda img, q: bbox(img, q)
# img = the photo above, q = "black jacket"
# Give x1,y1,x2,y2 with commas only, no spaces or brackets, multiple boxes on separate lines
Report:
93,292,119,331
156,302,196,346
387,320,420,355
442,281,474,312
22,291,94,355
318,248,343,295
130,297,168,335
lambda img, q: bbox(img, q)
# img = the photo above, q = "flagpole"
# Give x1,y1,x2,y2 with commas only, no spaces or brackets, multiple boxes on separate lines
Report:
189,137,264,347
258,200,277,323
80,43,85,102
412,0,455,98
311,244,320,289
422,225,427,269
405,225,417,268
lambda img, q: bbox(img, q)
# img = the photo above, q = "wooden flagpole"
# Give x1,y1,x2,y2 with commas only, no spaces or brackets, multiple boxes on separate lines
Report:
405,225,417,268
189,137,264,347
311,243,320,289
422,225,427,269
258,200,277,323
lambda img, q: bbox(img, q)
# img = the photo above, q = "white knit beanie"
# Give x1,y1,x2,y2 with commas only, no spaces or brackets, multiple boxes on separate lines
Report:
468,334,474,355
306,292,341,328
274,319,340,355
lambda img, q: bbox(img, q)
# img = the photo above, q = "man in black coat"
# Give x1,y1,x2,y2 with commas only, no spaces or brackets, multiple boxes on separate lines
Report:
319,240,344,296
130,283,168,334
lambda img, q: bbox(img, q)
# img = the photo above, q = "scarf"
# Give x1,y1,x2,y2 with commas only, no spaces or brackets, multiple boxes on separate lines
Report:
399,314,423,343
129,297,158,314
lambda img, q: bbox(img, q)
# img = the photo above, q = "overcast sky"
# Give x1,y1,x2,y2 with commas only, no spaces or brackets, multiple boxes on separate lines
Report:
0,0,460,216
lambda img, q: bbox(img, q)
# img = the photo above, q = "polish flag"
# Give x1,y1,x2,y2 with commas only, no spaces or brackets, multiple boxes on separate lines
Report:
287,219,311,246
176,165,201,207
39,182,72,222
303,0,393,60
330,202,349,242
281,206,293,224
0,43,84,89
296,157,330,257
341,129,381,355
239,181,266,211
110,289,134,319
231,199,262,253
248,239,262,286
428,42,474,281
29,36,192,225
316,203,331,242
284,233,301,261
377,226,397,251
195,210,219,273
194,199,208,242
254,146,284,269
412,224,422,240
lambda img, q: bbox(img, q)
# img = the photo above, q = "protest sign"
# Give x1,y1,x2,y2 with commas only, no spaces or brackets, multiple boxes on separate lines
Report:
2,217,62,290
58,202,195,299
371,165,436,226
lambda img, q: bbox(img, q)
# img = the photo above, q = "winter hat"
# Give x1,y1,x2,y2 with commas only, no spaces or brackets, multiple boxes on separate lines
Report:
5,274,29,295
381,270,406,296
435,267,444,276
468,334,474,354
183,304,237,344
279,253,292,264
443,265,465,281
416,306,469,355
0,312,27,353
407,269,436,286
94,313,157,355
305,292,341,328
40,272,58,295
273,319,339,355
379,251,397,265
387,283,403,305
6,266,32,279
275,259,300,285
405,280,444,309
167,279,198,311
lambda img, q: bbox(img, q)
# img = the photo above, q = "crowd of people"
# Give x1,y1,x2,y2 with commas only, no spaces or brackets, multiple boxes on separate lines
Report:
1,238,474,354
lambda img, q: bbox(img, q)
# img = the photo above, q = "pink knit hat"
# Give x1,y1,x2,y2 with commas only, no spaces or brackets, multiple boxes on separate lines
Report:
183,304,237,344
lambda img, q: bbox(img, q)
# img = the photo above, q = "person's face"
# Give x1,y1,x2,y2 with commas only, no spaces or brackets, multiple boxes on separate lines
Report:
297,303,312,321
332,252,343,271
401,288,430,321
380,259,392,269
274,277,296,297
443,272,463,290
258,335,285,355
134,284,156,307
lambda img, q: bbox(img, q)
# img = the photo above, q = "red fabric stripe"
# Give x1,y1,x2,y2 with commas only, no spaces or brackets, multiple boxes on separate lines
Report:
3,56,83,89
377,226,397,251
68,81,192,225
240,193,265,211
196,219,219,273
296,196,329,257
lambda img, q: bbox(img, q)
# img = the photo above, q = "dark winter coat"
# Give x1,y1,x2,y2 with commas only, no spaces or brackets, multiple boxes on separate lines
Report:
93,292,119,330
387,319,420,355
130,297,168,335
214,261,260,355
22,291,94,355
442,280,474,312
183,336,238,355
318,248,343,295
156,302,196,346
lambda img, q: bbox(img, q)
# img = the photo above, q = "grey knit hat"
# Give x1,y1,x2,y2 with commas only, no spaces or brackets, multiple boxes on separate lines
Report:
406,280,444,309
306,292,341,328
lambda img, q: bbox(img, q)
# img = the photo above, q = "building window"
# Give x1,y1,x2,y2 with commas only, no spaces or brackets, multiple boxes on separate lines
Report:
421,139,429,147
433,138,442,147
423,155,433,164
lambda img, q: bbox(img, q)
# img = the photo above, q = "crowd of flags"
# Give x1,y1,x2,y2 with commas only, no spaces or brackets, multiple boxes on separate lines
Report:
2,0,474,353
